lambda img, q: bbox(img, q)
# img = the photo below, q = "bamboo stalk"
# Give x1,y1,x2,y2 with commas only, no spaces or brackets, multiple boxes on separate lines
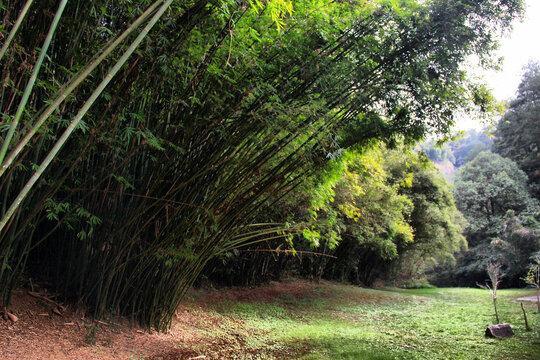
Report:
0,0,68,166
0,0,35,62
0,0,164,178
0,0,174,234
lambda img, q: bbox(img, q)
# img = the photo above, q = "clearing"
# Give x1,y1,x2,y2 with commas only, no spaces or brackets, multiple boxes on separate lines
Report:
1,280,538,359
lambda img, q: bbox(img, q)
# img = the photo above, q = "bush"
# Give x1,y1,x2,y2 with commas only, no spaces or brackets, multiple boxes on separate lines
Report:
399,279,436,289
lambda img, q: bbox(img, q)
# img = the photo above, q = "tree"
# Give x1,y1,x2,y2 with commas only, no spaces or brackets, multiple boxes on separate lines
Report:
494,62,540,199
321,146,415,285
204,144,466,287
452,151,540,286
385,149,467,280
523,253,540,312
478,262,503,324
304,145,466,286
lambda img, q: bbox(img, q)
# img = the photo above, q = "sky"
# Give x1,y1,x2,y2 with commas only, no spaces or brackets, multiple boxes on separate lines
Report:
455,0,540,130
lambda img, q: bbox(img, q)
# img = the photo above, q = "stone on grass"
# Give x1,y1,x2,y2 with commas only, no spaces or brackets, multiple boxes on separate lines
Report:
485,323,514,338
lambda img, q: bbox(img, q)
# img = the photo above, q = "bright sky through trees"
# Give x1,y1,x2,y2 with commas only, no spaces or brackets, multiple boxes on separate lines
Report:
487,0,540,101
456,0,540,131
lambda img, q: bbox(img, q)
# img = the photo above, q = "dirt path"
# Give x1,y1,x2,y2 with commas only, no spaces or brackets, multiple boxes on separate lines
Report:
0,288,212,359
0,288,270,359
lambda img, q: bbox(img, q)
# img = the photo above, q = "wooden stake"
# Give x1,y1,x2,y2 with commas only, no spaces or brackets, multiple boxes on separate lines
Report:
521,302,531,331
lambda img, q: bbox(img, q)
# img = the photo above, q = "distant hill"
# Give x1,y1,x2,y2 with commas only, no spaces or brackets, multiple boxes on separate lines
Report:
418,129,493,181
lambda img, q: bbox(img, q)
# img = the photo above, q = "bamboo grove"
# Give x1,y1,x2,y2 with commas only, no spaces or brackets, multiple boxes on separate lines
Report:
0,0,523,330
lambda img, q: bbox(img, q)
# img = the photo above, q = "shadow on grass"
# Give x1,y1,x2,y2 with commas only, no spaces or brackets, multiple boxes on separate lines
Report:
286,334,405,360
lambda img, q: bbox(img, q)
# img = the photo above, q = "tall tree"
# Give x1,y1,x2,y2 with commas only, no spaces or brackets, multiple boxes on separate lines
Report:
494,62,540,198
452,151,540,286
385,148,467,279
266,145,466,286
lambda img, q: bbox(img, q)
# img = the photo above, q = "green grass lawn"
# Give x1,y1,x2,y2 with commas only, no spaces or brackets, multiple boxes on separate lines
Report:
201,282,540,359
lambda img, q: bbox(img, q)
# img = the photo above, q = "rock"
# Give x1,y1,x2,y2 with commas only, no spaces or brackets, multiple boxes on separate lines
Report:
485,323,514,338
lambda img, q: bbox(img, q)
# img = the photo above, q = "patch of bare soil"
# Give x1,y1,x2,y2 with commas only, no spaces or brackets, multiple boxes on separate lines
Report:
195,279,321,305
197,279,404,311
0,283,302,360
195,279,404,316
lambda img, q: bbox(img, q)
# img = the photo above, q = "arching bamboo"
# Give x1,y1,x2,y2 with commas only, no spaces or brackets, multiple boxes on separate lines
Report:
0,0,34,62
0,0,68,165
0,0,164,178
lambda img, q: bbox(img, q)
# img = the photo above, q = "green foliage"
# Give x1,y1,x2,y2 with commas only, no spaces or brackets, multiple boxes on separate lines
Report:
523,253,540,312
398,279,435,289
455,151,537,238
249,0,294,31
524,254,540,288
385,149,467,273
295,145,465,285
448,151,540,286
494,62,540,199
204,143,466,287
339,147,415,255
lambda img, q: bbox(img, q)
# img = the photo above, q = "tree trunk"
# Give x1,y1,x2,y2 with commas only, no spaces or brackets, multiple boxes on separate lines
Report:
493,297,500,324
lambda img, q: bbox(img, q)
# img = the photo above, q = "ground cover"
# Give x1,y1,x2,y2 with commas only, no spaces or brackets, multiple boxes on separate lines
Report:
197,281,540,360
0,280,538,359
